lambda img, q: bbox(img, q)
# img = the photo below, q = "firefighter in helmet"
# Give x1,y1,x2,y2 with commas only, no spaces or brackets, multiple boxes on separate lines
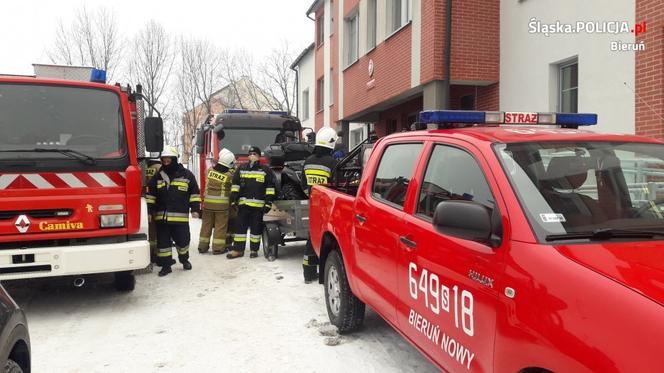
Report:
198,148,235,255
227,146,276,259
302,127,339,283
145,154,162,264
146,145,201,276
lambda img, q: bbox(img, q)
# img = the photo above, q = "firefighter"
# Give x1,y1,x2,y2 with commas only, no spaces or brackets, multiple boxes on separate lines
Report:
198,148,235,255
302,127,339,283
146,145,201,277
227,146,276,259
145,156,162,264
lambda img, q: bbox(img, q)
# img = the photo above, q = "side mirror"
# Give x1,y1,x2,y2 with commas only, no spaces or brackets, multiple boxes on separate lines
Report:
195,129,206,154
433,200,495,246
213,124,225,141
306,132,315,144
145,117,163,153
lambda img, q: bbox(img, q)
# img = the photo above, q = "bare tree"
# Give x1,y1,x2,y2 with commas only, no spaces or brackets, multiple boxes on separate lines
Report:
47,6,123,80
257,41,297,114
128,21,176,117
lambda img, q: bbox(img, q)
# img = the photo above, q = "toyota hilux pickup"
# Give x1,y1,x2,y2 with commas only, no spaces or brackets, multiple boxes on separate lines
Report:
309,110,664,372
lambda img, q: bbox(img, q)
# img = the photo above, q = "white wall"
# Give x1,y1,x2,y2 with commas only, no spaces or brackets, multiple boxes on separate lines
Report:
501,0,635,134
297,48,316,130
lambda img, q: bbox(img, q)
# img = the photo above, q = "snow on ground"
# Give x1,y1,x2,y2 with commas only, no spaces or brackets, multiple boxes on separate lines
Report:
6,220,438,373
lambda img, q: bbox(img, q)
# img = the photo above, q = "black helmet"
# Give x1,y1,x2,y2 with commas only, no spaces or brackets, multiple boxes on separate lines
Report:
248,145,261,155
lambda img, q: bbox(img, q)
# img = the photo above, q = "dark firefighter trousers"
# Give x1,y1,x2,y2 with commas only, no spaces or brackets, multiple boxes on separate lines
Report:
232,206,264,253
156,222,191,267
303,239,319,282
198,209,230,253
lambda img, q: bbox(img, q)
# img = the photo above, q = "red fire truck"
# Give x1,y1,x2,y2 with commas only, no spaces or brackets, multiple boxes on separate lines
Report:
0,69,163,291
191,109,308,193
310,110,664,372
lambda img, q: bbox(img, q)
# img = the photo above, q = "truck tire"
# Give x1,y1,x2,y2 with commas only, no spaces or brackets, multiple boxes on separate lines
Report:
4,359,22,373
281,180,306,200
324,250,365,333
114,271,135,292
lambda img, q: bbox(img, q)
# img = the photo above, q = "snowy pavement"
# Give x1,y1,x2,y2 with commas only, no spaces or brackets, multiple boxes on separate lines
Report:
5,220,438,372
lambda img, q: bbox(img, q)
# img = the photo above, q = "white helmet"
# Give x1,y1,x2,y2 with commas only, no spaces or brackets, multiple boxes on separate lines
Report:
160,145,179,159
218,148,235,168
315,127,339,150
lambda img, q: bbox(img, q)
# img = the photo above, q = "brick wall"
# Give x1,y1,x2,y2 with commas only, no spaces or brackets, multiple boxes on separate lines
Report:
343,26,413,118
448,83,499,111
374,96,423,137
636,0,664,139
330,0,340,125
420,0,445,83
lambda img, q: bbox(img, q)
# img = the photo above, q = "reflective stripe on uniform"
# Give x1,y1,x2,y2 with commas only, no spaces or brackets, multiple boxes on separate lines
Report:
240,170,266,182
204,195,229,203
164,212,189,222
239,198,265,208
265,188,275,196
146,195,157,204
231,185,240,192
157,247,172,257
304,164,332,173
250,234,261,243
304,169,331,177
212,239,226,245
189,194,202,202
233,234,247,242
199,237,210,243
171,181,189,187
176,245,189,255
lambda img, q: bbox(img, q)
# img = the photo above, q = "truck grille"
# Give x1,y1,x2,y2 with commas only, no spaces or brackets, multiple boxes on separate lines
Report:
0,209,73,220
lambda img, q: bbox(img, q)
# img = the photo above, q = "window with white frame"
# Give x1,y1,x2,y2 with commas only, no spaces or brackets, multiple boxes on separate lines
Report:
559,60,578,113
317,78,325,112
329,69,334,106
317,16,324,46
388,0,411,34
345,11,359,67
302,89,310,120
367,0,377,50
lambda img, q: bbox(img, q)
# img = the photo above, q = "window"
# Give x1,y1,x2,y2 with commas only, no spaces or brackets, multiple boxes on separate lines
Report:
351,128,363,148
418,145,495,218
329,69,334,106
372,143,423,208
317,16,325,46
559,61,578,113
388,0,411,34
367,0,377,50
345,11,359,66
302,89,310,120
317,78,325,112
330,0,335,36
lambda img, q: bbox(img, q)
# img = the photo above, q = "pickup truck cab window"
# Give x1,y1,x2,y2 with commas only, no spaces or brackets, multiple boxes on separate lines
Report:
495,141,664,242
417,144,496,219
372,143,423,209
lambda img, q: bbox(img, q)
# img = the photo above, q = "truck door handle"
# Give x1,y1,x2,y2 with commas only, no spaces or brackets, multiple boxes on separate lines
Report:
400,236,417,249
355,214,366,223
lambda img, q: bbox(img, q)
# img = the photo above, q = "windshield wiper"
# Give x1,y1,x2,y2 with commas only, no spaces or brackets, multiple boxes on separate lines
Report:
546,228,664,242
0,148,96,165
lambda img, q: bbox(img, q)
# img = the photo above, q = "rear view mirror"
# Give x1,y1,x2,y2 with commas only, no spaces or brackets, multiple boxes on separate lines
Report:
433,200,494,246
145,117,163,153
195,129,206,154
213,124,225,141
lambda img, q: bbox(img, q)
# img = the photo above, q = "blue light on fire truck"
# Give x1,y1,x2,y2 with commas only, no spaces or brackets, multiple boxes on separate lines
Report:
90,69,106,83
224,109,248,114
419,110,597,126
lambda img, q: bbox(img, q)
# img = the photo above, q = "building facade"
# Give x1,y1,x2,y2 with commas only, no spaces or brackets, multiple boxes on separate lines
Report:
303,0,662,139
291,43,316,131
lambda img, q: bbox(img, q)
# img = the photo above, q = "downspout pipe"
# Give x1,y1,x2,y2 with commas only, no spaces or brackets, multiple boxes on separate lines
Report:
291,65,299,118
443,0,453,109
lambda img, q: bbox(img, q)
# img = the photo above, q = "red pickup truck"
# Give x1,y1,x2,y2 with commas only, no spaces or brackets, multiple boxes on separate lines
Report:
309,110,664,372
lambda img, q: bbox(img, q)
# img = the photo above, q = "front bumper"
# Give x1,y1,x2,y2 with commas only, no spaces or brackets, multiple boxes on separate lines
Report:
0,238,149,280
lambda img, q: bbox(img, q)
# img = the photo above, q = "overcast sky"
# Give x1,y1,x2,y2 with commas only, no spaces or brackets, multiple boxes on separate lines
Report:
1,0,315,75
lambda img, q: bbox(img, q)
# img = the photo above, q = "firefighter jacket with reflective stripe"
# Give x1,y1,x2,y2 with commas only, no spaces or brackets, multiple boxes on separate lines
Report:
144,161,161,193
230,162,275,208
203,164,233,211
146,163,201,224
303,153,337,191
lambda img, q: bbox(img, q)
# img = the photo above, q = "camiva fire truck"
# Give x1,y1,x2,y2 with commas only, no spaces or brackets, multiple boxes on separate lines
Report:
0,68,163,291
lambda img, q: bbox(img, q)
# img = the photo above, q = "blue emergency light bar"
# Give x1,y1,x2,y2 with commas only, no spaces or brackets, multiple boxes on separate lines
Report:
90,69,106,83
224,109,248,114
418,110,597,126
224,109,289,116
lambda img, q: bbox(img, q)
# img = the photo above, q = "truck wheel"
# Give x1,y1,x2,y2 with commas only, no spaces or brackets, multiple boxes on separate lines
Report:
262,224,279,261
324,250,365,333
4,359,22,373
114,271,135,292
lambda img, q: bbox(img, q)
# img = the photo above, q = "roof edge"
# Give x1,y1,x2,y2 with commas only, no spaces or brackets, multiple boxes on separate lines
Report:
290,43,316,70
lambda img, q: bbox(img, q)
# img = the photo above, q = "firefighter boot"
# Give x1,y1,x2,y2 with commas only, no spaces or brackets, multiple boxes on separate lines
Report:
158,266,172,277
250,250,259,259
182,260,192,270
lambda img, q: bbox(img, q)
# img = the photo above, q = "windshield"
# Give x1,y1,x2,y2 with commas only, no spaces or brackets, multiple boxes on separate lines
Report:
495,141,664,241
220,127,298,155
0,84,126,160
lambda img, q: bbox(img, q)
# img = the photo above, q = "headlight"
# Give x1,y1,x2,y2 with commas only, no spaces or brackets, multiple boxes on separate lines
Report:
100,214,125,228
